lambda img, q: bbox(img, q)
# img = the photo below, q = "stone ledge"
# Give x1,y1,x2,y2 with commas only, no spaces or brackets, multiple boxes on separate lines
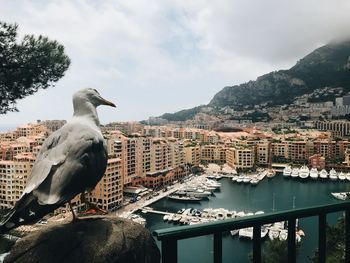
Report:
4,216,160,263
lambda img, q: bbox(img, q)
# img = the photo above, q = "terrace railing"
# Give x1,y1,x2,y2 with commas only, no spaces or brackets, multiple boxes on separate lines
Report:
153,201,350,263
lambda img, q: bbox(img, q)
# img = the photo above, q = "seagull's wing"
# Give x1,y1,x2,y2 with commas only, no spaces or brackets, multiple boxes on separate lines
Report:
0,122,107,233
24,122,108,205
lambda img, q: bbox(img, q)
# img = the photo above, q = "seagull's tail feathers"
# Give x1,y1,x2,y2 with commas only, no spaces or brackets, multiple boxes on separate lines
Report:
0,193,59,235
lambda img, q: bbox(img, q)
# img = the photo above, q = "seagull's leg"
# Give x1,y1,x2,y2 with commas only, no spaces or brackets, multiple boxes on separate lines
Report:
80,192,108,215
69,201,79,222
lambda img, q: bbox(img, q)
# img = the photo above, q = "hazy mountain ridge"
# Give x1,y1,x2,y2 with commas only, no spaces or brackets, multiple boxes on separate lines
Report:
159,41,350,121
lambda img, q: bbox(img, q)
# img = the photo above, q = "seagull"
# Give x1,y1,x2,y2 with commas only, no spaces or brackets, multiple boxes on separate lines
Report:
0,88,116,233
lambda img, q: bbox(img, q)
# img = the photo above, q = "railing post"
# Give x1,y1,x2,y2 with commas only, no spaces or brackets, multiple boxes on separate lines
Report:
318,213,326,263
213,232,222,263
161,238,177,263
253,225,261,263
288,218,296,263
346,210,350,263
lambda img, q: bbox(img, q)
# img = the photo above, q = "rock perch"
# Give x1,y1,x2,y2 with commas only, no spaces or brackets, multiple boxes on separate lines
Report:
4,217,160,263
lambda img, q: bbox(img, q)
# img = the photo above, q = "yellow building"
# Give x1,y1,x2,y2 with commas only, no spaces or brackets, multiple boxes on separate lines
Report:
184,145,201,166
226,146,255,170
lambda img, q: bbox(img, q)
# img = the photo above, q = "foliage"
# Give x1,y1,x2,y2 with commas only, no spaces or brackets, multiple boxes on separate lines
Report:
0,21,70,114
160,105,204,121
309,216,345,263
249,239,300,263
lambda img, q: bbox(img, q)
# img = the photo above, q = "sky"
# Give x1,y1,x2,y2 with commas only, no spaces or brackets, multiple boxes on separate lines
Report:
1,0,350,127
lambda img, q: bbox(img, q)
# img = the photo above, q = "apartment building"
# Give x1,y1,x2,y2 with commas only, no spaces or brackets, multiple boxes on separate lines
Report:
200,145,227,164
88,157,123,211
14,123,48,138
255,142,270,165
309,154,326,169
226,146,255,170
286,140,314,162
184,145,201,166
0,160,31,209
315,120,350,137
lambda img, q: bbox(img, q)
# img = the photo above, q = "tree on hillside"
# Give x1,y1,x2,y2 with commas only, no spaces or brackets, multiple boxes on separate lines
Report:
0,21,70,114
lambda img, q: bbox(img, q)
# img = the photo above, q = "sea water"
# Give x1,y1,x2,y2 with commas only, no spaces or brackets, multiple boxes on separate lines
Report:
144,175,349,263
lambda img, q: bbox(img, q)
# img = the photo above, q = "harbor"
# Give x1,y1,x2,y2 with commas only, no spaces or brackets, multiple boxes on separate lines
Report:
140,173,350,263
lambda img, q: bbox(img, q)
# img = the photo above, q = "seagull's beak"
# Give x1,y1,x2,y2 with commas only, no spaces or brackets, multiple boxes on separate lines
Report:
100,97,116,107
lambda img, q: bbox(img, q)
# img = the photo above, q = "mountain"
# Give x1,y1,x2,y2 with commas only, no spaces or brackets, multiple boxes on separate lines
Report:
159,40,350,121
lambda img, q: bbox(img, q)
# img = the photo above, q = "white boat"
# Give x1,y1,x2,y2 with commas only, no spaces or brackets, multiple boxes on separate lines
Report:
309,168,318,179
299,165,310,179
279,229,288,241
291,168,299,178
267,169,276,178
163,214,169,221
168,195,202,202
346,173,350,181
179,217,187,224
236,176,243,183
172,215,182,223
331,192,350,200
189,218,201,225
258,170,267,180
243,176,251,183
268,228,280,240
329,168,338,180
216,211,226,220
239,227,253,239
236,211,246,217
167,214,174,222
319,169,328,179
231,176,238,182
261,226,269,238
283,166,292,177
250,178,259,185
338,172,346,181
226,211,236,219
230,229,239,236
129,214,146,225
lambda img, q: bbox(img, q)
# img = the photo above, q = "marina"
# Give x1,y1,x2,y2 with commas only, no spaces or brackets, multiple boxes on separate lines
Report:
142,173,350,263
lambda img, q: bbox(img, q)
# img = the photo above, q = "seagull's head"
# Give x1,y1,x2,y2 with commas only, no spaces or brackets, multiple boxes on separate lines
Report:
73,88,116,109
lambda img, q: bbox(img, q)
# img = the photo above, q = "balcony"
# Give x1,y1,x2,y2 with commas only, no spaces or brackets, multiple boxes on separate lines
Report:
153,201,350,263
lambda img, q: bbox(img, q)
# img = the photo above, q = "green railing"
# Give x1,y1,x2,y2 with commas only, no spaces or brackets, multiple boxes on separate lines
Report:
153,201,350,263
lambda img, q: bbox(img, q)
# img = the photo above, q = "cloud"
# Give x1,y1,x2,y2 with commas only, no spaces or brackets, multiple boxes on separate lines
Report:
1,0,350,126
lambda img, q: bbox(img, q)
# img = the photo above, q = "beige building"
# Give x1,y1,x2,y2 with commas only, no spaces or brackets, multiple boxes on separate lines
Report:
200,145,227,164
226,146,255,170
184,145,201,166
255,142,270,165
0,160,31,209
88,157,123,211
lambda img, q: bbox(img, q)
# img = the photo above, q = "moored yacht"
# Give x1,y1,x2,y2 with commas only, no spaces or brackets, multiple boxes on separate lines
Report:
331,192,350,200
338,172,346,181
309,168,318,179
267,169,276,178
329,168,338,180
346,173,350,181
243,176,251,183
298,166,310,179
291,168,299,178
250,177,259,185
319,169,328,180
283,166,292,177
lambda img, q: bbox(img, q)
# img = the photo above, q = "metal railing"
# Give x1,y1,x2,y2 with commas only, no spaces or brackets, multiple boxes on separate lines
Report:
153,201,350,263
